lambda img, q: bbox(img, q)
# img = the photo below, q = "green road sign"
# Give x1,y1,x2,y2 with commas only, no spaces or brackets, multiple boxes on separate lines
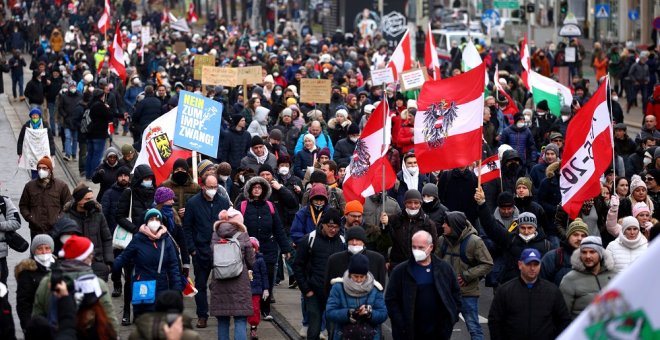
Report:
494,0,519,9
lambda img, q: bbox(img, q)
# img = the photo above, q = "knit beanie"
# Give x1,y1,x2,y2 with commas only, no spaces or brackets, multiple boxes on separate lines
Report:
544,144,560,160
154,187,176,205
116,166,131,178
566,218,589,237
58,235,94,261
580,236,604,258
345,226,367,244
258,164,274,175
629,175,647,193
633,202,651,217
144,208,162,221
218,207,244,225
318,147,331,158
621,216,640,231
121,144,135,156
421,183,439,199
516,177,533,195
29,107,42,118
197,159,215,177
348,253,369,275
31,234,54,255
404,189,422,202
37,156,53,170
173,158,189,172
497,191,515,207
269,129,283,141
344,200,364,215
155,290,184,313
251,135,265,147
517,212,537,229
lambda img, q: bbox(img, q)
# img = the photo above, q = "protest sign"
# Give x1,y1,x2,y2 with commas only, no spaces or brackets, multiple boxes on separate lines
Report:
372,68,395,86
202,66,238,87
399,68,428,91
174,91,223,158
300,79,332,104
194,55,216,80
174,41,187,54
131,20,142,34
236,66,263,85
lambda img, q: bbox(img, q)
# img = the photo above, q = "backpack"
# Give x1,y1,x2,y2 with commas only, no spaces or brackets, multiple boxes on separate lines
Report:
307,230,346,250
239,200,275,216
79,108,92,134
212,232,244,280
438,234,477,266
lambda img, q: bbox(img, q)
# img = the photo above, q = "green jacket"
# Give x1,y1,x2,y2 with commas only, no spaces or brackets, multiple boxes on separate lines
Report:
129,312,201,340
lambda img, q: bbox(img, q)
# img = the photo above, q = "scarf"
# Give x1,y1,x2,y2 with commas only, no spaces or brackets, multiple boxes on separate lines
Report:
401,165,419,193
161,205,176,232
342,270,375,298
139,224,168,241
619,229,648,249
249,147,269,164
30,119,43,129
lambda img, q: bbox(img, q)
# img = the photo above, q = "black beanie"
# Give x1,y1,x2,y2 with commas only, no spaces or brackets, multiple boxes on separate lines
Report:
320,208,342,225
231,114,244,126
310,170,328,184
173,158,189,172
348,253,369,275
251,135,265,147
155,290,184,313
72,185,93,203
258,164,274,175
116,166,131,178
345,227,367,244
497,191,515,207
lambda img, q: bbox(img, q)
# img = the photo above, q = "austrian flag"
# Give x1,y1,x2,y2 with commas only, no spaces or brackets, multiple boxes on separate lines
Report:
474,154,501,184
559,78,613,219
414,62,486,173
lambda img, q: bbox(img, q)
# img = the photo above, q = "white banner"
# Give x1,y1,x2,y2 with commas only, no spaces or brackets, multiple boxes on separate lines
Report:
18,128,50,170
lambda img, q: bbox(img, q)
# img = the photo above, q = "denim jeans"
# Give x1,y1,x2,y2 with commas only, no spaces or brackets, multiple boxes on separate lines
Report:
304,294,324,340
461,296,484,340
85,138,106,179
12,75,23,98
192,255,211,319
217,316,247,340
64,128,78,157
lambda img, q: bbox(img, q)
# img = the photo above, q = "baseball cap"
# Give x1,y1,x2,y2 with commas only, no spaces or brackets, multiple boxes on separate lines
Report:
520,248,542,264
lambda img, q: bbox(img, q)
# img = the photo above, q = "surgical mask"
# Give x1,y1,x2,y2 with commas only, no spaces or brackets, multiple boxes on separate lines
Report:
347,245,364,255
537,110,546,116
561,115,569,122
644,157,652,166
423,197,434,203
31,118,40,124
69,88,76,93
612,96,618,102
278,166,290,176
519,233,536,242
142,180,153,188
147,220,161,232
407,166,419,176
406,208,420,216
275,90,282,96
412,249,428,262
516,122,525,128
239,175,245,183
313,202,325,209
34,254,55,268
60,234,72,244
349,136,359,143
206,189,217,198
38,169,49,179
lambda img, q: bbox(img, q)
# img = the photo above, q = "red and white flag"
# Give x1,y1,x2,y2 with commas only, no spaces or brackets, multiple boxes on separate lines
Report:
343,101,397,203
387,29,412,81
474,154,501,184
424,23,441,80
560,78,613,219
187,2,198,23
133,108,192,185
494,65,519,115
98,0,111,34
109,23,127,81
414,62,486,173
520,34,531,89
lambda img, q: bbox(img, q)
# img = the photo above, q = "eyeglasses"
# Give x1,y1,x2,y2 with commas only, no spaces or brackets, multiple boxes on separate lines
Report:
325,224,340,230
645,177,655,182
36,166,49,170
347,214,362,219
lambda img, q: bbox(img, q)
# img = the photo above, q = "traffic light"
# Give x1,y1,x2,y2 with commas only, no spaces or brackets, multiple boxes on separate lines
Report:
560,0,568,14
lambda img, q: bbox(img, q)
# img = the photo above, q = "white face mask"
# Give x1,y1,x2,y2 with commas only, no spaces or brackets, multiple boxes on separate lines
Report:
349,136,359,143
60,234,72,244
412,249,428,262
275,90,282,96
423,197,434,203
278,166,290,176
519,233,536,242
347,245,364,255
205,189,217,198
407,166,419,176
561,115,570,122
644,157,653,166
34,254,55,268
516,122,525,128
612,96,619,101
537,110,546,116
219,175,229,182
38,169,49,179
406,208,420,216
147,220,160,232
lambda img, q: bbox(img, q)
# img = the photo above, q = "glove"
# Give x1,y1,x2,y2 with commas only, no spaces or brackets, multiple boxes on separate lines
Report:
610,195,619,210
341,120,351,128
262,290,270,301
644,221,654,230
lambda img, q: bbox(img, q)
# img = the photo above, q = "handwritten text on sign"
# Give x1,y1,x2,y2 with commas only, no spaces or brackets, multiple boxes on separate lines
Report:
300,78,332,104
194,55,216,80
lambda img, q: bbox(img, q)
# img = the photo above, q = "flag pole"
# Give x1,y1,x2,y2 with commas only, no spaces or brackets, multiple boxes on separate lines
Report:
477,159,482,188
192,150,198,184
607,74,615,179
381,82,387,213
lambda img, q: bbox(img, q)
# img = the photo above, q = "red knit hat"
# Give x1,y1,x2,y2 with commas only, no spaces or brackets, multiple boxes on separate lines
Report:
58,235,94,261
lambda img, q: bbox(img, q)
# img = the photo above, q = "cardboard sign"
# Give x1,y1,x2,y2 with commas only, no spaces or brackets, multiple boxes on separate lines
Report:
236,66,263,85
300,79,332,104
141,27,151,45
202,66,238,87
174,91,223,158
194,55,216,80
131,20,142,34
174,41,187,54
371,67,395,86
399,68,428,91
565,47,576,63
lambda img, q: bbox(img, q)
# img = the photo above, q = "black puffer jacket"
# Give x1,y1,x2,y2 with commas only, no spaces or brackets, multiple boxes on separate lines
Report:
91,147,121,200
115,165,156,233
218,125,252,169
387,211,437,267
61,200,114,265
333,137,357,166
14,258,49,330
86,96,113,139
132,94,163,134
57,90,82,130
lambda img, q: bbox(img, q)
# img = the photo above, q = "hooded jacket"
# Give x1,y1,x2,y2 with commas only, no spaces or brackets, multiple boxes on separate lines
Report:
240,148,278,174
291,184,330,243
500,150,528,194
247,107,269,138
61,200,113,266
500,124,538,165
559,249,615,318
218,122,252,168
14,258,50,329
115,165,156,234
0,197,21,258
91,147,121,200
101,181,128,233
333,136,357,165
436,212,493,297
605,231,648,274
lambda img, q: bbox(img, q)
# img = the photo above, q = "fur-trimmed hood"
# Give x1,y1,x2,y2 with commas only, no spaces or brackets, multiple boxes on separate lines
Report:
546,161,561,178
14,258,38,277
327,117,352,130
570,247,615,273
330,277,384,291
243,176,272,201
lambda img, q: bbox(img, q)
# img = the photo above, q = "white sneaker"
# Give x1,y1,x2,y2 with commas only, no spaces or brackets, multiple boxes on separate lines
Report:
299,325,308,338
320,330,328,339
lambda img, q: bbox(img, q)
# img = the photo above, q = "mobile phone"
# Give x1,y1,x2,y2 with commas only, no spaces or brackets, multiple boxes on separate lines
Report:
165,313,179,326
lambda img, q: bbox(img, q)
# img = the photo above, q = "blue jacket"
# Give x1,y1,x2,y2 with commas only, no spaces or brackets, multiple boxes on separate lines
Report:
183,191,230,262
250,253,269,295
326,281,388,340
101,182,127,233
124,85,144,111
294,132,334,158
500,126,538,165
529,162,549,192
293,148,318,179
113,232,184,293
290,205,329,244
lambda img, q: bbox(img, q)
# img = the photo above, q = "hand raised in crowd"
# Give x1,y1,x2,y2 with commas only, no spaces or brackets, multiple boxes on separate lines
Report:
474,187,486,205
609,195,619,210
54,281,68,298
380,212,388,225
270,180,282,190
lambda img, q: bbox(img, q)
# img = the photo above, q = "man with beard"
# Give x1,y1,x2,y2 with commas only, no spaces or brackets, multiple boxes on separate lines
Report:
540,219,588,286
101,166,131,296
500,149,528,194
559,236,615,319
160,158,201,219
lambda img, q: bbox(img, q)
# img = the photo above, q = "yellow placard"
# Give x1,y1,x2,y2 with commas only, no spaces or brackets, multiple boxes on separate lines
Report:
202,66,238,87
193,55,216,80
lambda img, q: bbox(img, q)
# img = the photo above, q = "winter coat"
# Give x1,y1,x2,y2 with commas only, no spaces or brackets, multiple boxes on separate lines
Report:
218,126,252,168
333,137,357,166
385,256,461,340
86,99,113,140
422,199,449,229
14,258,49,330
488,276,571,340
290,204,330,244
17,120,56,156
32,259,118,331
556,197,611,245
239,151,277,174
0,197,21,258
387,211,437,266
540,244,576,286
129,313,201,340
438,168,480,224
394,172,436,209
529,162,549,192
514,196,552,236
209,222,255,317
324,249,387,296
240,177,292,264
160,176,201,214
559,249,615,319
250,253,269,295
19,177,72,234
436,223,494,297
113,230,183,295
362,194,401,231
45,76,64,103
247,108,269,138
101,183,127,234
293,226,346,300
132,94,163,134
9,56,27,79
61,200,114,265
299,182,348,214
326,279,388,340
58,91,83,130
326,118,350,145
183,191,230,262
273,122,301,155
124,85,144,110
91,148,121,200
500,126,538,165
605,232,648,274
294,132,334,158
293,147,318,179
115,165,156,234
537,162,561,227
396,121,414,154
24,77,46,105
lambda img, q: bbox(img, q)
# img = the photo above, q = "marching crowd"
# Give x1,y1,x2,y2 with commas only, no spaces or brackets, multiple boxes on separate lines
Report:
1,1,660,340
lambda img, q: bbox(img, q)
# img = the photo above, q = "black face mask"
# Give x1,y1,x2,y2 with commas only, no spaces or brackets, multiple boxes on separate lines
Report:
332,93,341,100
172,171,188,186
83,201,96,212
422,200,435,212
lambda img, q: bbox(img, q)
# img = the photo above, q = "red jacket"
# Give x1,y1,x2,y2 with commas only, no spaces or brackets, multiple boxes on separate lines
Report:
646,86,660,130
397,121,415,154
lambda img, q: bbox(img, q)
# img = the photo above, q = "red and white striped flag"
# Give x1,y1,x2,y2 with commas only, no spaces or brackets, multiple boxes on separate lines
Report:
387,29,412,81
343,101,397,203
560,78,613,219
520,34,531,89
424,23,441,80
109,23,127,81
474,154,501,184
187,2,199,23
494,65,519,115
414,62,485,173
97,0,111,33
